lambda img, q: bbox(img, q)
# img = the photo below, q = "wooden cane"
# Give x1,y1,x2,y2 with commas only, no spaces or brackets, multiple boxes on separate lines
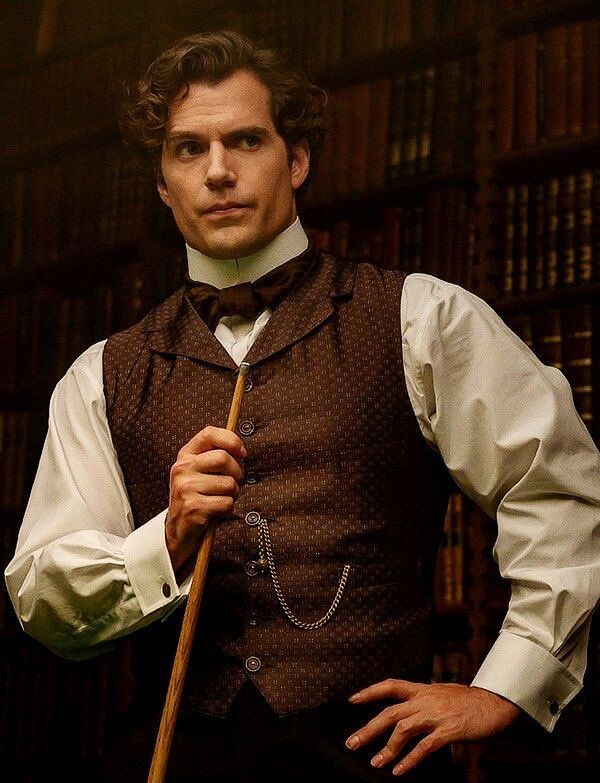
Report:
147,361,251,783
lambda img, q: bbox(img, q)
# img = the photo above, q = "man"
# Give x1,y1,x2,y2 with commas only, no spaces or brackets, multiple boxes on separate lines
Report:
5,29,599,783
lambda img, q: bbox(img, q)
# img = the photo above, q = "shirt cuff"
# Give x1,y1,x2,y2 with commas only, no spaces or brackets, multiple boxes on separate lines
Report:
123,509,185,616
470,629,583,732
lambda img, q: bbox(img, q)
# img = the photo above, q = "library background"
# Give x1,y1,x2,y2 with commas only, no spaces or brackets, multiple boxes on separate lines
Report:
1,0,599,780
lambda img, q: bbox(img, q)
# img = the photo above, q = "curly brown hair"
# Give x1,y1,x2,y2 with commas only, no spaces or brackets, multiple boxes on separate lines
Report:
119,29,328,188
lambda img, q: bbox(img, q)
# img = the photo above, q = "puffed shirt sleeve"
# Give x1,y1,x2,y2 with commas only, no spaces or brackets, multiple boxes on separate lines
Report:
3,340,191,661
400,273,600,732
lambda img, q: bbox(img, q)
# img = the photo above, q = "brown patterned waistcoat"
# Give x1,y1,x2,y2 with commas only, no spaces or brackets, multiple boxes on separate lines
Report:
103,245,452,718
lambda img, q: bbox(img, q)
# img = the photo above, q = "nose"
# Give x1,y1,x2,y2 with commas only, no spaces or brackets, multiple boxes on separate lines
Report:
205,142,236,189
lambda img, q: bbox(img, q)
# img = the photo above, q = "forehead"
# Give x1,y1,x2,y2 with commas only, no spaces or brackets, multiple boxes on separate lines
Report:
167,69,276,134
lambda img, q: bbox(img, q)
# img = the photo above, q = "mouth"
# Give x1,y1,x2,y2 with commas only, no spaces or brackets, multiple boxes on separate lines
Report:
204,204,248,218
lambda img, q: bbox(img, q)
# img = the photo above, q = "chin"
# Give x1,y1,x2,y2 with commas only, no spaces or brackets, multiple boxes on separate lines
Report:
194,230,273,260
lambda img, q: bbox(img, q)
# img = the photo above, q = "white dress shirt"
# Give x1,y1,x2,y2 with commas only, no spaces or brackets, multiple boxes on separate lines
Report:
5,217,600,733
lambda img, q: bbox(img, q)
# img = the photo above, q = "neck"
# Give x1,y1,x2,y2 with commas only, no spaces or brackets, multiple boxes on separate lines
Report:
186,217,309,289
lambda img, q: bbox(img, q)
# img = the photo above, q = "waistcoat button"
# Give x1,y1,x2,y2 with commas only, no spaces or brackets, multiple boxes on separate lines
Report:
162,583,171,598
244,378,253,392
248,612,259,626
239,420,255,436
245,469,259,484
245,511,261,526
245,561,259,577
245,656,261,672
548,700,560,716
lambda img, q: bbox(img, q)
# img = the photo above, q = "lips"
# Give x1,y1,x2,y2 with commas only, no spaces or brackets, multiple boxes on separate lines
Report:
205,203,246,214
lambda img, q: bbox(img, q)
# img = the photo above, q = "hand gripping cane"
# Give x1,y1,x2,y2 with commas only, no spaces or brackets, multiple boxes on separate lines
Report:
147,361,251,783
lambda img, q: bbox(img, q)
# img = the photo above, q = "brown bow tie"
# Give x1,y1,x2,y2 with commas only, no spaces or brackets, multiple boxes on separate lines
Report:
185,244,319,332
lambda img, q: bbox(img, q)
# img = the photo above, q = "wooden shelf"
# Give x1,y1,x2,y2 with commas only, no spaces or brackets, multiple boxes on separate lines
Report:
496,0,600,38
301,168,476,226
493,134,600,180
0,123,121,167
0,239,146,296
490,281,600,314
313,27,480,90
0,385,54,410
0,31,135,82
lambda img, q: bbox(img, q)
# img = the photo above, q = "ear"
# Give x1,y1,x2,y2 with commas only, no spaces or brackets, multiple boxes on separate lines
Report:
290,138,310,191
157,176,171,208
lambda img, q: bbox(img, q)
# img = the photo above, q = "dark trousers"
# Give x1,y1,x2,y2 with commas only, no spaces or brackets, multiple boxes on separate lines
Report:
101,678,462,782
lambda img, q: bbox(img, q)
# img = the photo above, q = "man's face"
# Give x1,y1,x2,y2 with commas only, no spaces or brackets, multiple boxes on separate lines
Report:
158,68,310,259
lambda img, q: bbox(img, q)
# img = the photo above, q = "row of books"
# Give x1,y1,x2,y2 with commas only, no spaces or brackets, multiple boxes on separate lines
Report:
0,411,42,517
220,0,480,73
497,0,566,12
36,0,144,57
434,493,465,609
304,58,476,204
1,261,151,390
1,0,144,72
483,690,590,760
0,147,153,272
465,510,511,612
0,34,152,159
500,170,600,295
432,647,471,685
306,188,478,291
496,19,600,151
0,638,123,764
505,303,595,428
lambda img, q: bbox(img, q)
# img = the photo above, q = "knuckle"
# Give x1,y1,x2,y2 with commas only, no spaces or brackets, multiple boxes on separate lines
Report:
225,475,238,492
214,449,229,467
181,494,197,513
170,460,184,477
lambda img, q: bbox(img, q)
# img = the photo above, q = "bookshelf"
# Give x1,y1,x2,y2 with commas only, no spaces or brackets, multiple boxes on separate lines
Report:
1,1,599,781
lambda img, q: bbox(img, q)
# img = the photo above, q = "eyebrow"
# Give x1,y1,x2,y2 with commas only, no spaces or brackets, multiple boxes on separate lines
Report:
165,125,271,144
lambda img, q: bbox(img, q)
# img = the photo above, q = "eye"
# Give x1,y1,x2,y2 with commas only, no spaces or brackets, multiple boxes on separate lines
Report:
239,135,260,149
176,141,201,157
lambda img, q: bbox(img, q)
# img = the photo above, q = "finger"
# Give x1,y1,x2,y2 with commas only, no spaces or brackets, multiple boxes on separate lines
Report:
197,474,240,497
196,450,245,480
345,703,417,750
370,715,426,768
390,731,445,776
201,494,236,516
349,678,423,704
180,426,247,459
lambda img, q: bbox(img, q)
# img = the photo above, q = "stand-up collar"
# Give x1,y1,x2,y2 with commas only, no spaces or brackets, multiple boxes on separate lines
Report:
141,244,357,371
185,217,309,289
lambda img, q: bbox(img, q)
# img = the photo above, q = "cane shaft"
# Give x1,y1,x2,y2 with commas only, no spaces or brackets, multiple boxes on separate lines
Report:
147,362,250,783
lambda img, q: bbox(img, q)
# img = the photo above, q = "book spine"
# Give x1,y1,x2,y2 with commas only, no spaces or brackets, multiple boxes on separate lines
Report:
543,25,568,140
567,22,584,138
563,304,594,428
514,33,538,147
531,181,545,291
386,73,407,184
502,185,517,295
516,182,530,294
559,174,577,286
544,176,560,289
583,18,600,135
576,169,594,284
